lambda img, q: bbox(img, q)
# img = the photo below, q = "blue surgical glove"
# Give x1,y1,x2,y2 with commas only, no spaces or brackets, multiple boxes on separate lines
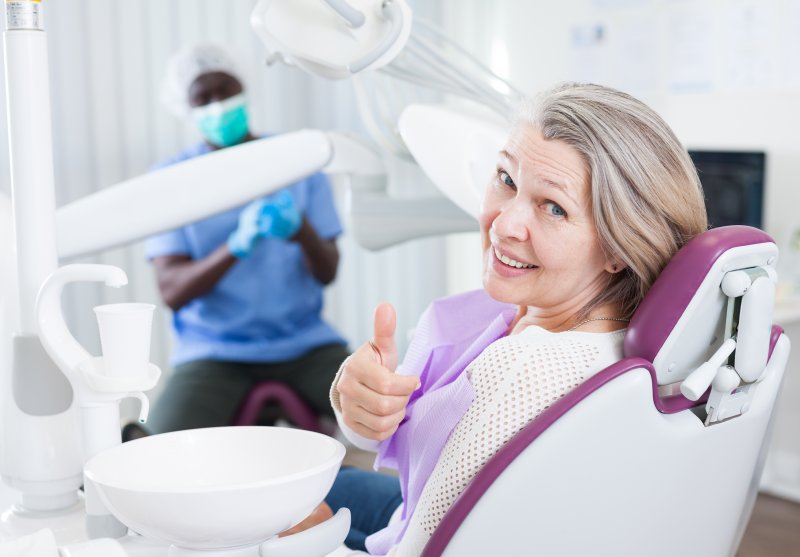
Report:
257,189,302,240
227,198,270,258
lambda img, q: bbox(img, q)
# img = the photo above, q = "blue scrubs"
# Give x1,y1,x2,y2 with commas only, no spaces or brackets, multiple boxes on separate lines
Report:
144,140,346,367
142,140,348,434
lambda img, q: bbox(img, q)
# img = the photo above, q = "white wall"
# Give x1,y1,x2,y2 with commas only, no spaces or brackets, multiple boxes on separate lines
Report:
442,0,800,502
0,0,448,419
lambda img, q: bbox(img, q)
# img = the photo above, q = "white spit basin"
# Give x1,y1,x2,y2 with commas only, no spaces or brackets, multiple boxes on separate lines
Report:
84,426,346,553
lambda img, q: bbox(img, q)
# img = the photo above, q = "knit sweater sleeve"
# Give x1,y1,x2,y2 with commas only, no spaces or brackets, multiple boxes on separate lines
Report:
389,328,625,557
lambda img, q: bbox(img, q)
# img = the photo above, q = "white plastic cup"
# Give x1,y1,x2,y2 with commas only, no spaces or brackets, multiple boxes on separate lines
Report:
93,303,155,377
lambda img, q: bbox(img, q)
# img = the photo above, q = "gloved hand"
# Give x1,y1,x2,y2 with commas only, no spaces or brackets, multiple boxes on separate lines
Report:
258,189,303,240
227,197,270,258
227,191,303,258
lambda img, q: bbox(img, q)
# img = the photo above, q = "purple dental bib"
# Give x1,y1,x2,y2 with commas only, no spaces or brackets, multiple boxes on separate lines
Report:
366,289,515,555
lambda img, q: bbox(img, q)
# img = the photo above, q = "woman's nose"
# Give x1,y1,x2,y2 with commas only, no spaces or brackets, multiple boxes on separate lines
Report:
492,201,530,241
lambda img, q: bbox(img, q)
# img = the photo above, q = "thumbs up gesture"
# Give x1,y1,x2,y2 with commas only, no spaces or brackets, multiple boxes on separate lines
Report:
336,303,420,441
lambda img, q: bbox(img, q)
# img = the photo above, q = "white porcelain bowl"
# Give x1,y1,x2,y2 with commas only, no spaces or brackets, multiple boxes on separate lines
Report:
84,426,345,550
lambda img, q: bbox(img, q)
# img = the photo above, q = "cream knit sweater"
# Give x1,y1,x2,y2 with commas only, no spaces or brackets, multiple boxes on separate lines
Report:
331,327,625,557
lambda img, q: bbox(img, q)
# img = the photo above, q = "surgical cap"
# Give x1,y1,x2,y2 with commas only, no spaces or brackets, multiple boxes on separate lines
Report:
160,43,244,117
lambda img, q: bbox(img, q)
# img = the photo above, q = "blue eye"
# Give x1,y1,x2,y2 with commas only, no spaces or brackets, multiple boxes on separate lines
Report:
498,170,515,189
545,202,566,217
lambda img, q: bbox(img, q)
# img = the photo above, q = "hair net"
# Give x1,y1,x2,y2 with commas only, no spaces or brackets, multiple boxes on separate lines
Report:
160,43,245,117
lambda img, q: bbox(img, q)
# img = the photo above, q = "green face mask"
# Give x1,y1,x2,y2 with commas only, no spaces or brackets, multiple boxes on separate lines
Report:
192,93,249,147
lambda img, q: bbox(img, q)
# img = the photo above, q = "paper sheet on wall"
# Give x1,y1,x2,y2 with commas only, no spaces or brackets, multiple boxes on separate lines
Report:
782,0,800,89
666,7,714,94
610,14,659,96
570,23,611,84
719,0,779,91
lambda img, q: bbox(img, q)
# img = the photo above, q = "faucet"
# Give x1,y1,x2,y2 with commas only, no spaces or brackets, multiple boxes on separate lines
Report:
35,263,161,539
36,264,127,390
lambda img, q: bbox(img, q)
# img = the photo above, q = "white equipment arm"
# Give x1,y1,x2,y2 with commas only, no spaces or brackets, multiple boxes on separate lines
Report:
350,189,476,250
55,131,332,259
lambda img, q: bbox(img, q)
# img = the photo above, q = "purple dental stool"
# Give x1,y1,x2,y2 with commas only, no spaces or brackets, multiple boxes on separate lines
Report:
232,381,325,433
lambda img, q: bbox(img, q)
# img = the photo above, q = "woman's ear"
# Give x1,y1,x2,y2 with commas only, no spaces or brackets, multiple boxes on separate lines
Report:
606,260,626,274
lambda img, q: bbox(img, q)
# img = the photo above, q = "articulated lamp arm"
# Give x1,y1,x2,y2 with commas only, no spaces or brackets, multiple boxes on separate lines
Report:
54,130,390,260
55,131,332,260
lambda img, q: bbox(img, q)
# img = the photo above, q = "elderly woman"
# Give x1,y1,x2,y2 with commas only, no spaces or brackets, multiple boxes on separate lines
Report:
294,83,708,556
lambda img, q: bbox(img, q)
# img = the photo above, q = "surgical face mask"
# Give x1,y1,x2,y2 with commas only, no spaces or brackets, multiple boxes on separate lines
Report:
192,93,249,147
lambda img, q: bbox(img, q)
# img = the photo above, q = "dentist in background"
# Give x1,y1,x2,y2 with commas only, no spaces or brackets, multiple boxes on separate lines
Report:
131,43,349,438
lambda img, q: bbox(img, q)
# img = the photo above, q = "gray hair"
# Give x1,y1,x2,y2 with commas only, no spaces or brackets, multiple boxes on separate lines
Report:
516,83,708,318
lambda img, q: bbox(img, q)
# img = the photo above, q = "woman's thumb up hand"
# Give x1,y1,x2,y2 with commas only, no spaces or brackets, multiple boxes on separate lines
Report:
371,302,398,372
336,302,419,442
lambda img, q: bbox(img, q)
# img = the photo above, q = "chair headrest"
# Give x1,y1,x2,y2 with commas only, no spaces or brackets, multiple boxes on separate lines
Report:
624,226,776,386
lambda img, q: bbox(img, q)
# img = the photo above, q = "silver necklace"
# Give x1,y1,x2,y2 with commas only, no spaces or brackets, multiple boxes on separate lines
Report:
567,316,629,332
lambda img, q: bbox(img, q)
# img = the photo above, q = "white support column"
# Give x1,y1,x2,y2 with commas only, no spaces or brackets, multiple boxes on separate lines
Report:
3,7,58,335
1,1,84,534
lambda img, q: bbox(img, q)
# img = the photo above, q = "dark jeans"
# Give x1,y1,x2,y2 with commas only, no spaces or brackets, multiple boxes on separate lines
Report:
146,343,349,434
326,467,403,552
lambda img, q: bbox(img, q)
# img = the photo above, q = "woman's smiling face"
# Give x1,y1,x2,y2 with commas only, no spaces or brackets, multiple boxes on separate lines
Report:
479,124,616,321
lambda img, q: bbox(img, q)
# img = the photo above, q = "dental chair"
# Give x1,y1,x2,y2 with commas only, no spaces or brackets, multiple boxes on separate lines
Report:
420,225,788,557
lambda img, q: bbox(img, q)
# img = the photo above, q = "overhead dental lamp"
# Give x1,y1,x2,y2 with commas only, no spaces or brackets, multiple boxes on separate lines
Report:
250,0,414,79
249,0,518,239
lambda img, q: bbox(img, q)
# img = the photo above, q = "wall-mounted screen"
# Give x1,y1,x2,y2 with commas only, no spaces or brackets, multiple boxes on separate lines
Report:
688,150,766,229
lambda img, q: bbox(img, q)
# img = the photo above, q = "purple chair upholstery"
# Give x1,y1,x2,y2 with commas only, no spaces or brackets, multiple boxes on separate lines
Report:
624,226,773,367
232,381,323,433
421,226,784,557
